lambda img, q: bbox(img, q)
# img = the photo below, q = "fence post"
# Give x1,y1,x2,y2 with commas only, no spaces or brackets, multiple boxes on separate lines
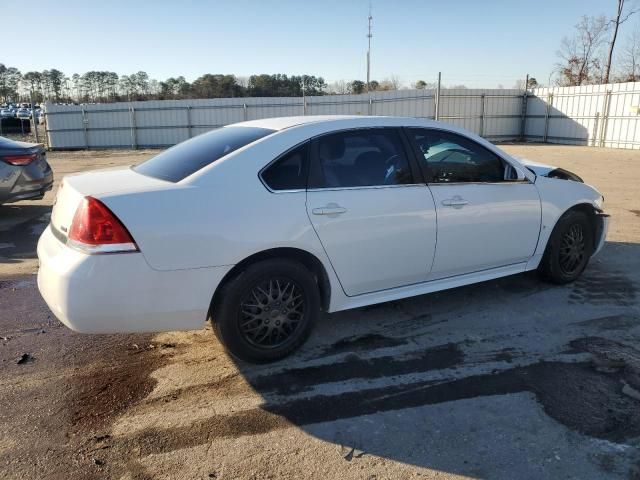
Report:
520,89,528,141
543,92,553,143
368,97,373,115
43,110,51,149
591,112,600,147
243,103,248,121
303,97,307,116
81,107,89,149
130,106,137,149
186,106,192,138
479,94,485,137
599,90,612,148
435,72,441,121
30,92,39,144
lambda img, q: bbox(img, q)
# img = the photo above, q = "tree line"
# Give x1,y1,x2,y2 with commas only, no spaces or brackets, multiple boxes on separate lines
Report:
0,66,419,104
3,0,637,103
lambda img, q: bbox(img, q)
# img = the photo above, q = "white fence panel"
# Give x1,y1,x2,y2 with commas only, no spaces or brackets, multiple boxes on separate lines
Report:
527,82,640,149
44,82,640,150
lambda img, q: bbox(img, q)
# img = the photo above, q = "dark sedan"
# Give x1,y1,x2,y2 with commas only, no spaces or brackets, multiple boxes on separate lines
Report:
0,136,53,204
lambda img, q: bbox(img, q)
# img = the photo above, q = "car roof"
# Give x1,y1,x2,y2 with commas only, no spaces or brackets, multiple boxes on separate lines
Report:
233,115,439,131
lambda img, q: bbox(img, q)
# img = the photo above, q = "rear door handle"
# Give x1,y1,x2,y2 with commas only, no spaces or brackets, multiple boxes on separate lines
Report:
312,203,347,215
441,196,469,208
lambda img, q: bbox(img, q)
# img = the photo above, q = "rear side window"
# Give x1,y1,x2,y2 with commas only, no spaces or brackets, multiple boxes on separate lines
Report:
309,128,413,188
261,143,309,191
134,126,275,182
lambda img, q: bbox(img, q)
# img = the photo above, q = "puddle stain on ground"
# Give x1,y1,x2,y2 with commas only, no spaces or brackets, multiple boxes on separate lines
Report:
320,333,407,356
116,336,640,457
574,314,640,331
69,355,161,433
253,342,464,395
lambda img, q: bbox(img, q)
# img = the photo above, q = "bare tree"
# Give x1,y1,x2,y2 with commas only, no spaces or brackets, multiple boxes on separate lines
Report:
620,28,640,80
388,75,402,90
236,76,249,90
556,15,610,86
604,0,638,83
328,79,349,94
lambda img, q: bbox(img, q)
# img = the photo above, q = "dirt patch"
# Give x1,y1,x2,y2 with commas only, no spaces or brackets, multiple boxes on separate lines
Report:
110,336,640,459
67,352,162,433
144,372,246,408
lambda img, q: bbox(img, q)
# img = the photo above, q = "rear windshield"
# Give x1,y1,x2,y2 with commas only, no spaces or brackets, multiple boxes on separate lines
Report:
134,126,275,182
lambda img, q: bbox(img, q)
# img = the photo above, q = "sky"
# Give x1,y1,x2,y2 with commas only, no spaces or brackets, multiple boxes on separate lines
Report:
2,0,637,88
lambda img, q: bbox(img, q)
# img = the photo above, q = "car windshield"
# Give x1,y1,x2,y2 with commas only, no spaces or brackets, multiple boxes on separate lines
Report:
134,126,275,182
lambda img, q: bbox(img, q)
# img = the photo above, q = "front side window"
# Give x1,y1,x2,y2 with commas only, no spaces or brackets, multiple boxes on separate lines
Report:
135,126,275,182
261,142,309,191
408,129,506,183
310,128,413,188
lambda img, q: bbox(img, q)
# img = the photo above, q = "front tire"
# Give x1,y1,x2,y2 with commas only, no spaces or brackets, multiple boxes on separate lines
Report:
538,209,594,284
211,259,320,363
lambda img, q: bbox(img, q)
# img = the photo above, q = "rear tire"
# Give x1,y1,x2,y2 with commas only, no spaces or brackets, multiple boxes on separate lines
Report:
211,258,320,363
538,209,594,284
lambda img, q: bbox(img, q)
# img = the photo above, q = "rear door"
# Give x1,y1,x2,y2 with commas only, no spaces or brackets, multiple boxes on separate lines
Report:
306,128,437,296
406,128,541,280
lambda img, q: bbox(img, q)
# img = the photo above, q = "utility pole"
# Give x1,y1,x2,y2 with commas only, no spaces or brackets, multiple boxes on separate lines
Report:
366,3,372,92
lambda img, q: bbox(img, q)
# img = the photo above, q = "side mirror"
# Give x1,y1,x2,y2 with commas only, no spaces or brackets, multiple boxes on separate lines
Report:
504,164,527,181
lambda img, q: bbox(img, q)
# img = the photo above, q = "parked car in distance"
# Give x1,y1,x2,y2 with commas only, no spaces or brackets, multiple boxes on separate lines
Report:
1,108,16,118
0,136,53,204
16,108,31,119
37,116,608,362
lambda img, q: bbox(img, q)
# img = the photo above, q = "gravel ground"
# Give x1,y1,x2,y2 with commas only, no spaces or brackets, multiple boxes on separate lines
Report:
0,143,639,479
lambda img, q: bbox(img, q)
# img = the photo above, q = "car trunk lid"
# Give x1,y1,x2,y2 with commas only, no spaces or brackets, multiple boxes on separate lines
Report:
50,166,170,241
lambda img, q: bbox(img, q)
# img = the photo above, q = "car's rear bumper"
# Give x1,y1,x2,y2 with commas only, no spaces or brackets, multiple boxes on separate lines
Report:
37,225,231,333
1,158,53,204
2,177,53,203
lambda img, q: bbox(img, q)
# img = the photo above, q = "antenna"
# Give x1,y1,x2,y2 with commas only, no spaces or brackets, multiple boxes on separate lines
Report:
366,2,372,92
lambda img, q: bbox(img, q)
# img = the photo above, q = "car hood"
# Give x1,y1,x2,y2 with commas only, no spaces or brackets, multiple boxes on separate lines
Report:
512,156,557,176
512,156,584,183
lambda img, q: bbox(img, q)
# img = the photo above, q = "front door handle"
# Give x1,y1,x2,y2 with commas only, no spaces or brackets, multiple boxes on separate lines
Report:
312,203,347,216
441,196,469,208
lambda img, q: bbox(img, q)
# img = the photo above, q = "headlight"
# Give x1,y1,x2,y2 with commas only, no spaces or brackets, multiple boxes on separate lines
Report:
594,195,604,210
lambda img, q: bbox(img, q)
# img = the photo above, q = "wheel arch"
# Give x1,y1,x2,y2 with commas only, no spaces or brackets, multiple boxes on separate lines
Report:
210,247,332,315
551,202,601,250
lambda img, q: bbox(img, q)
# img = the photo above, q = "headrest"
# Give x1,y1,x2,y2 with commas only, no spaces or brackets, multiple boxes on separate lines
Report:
319,136,346,161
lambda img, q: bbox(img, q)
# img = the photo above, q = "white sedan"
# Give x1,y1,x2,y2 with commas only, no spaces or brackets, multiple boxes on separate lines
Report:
37,116,608,362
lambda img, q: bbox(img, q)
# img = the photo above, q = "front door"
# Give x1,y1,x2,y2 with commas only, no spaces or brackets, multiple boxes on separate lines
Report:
306,128,437,296
406,128,541,279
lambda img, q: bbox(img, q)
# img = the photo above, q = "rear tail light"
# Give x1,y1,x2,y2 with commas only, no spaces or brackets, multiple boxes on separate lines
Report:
1,153,37,166
68,196,139,254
